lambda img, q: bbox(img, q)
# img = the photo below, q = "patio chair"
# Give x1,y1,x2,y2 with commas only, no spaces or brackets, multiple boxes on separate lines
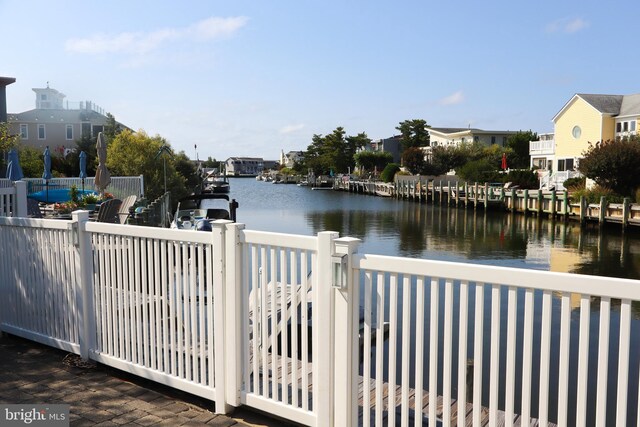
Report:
117,195,137,224
96,198,122,223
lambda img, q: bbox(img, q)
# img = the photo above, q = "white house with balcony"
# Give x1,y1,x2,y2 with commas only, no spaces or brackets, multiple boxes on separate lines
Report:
529,133,555,170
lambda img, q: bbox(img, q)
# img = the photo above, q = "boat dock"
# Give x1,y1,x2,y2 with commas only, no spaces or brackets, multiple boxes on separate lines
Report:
334,175,640,229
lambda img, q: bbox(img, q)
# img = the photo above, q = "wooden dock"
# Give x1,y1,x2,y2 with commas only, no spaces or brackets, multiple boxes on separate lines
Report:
333,176,640,229
249,348,556,426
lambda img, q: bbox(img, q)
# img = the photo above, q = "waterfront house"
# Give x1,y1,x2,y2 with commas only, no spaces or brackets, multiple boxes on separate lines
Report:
427,127,517,148
358,135,402,163
7,84,128,153
225,157,264,176
531,93,640,189
279,150,304,168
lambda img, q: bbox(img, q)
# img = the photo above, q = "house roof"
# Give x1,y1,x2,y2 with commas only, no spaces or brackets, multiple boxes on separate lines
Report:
576,94,623,115
553,93,640,122
428,127,515,136
429,127,481,134
8,108,106,123
618,93,640,117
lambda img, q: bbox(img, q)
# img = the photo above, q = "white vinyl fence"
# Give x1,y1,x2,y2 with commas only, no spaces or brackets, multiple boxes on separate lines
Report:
0,176,144,199
1,213,640,427
0,181,27,218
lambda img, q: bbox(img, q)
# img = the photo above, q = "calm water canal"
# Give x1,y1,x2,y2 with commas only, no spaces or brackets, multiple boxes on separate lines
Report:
230,177,640,279
229,178,640,425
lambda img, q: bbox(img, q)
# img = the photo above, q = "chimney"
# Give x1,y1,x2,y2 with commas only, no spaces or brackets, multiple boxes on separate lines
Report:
0,76,16,123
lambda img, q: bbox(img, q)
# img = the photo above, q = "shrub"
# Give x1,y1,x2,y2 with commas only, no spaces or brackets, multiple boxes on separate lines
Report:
380,163,400,183
504,169,539,189
570,186,624,204
457,159,495,182
563,176,586,191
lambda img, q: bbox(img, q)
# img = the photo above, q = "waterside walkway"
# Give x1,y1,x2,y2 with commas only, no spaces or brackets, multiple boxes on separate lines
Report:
0,334,291,427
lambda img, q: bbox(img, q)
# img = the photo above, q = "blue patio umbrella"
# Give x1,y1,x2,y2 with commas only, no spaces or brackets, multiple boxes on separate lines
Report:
5,149,24,181
79,151,87,193
43,146,53,203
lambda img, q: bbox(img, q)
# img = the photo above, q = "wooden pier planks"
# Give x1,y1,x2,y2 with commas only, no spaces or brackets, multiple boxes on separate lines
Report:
247,348,556,427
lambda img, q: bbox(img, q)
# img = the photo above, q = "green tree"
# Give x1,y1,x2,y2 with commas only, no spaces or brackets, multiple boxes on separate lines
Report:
506,130,537,169
201,156,219,168
174,151,200,193
18,147,44,178
401,147,427,174
107,129,189,203
103,113,121,141
396,119,430,151
354,151,393,173
579,136,640,197
0,122,19,172
304,127,367,175
430,145,468,174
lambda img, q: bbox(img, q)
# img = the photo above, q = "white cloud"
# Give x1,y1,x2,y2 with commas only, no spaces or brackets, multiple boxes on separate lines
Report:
546,17,589,34
65,16,248,55
440,90,464,106
279,124,305,134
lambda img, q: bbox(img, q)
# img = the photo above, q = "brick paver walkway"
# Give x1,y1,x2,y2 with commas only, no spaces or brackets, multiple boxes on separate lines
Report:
0,334,285,426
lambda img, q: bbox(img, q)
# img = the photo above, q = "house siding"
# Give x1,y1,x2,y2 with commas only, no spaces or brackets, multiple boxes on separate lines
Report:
554,97,603,163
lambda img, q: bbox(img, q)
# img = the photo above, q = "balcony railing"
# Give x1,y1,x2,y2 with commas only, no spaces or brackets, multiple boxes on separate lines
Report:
529,139,555,155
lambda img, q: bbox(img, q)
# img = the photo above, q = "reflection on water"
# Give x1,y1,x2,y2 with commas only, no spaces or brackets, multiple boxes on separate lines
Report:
231,178,640,279
305,203,640,279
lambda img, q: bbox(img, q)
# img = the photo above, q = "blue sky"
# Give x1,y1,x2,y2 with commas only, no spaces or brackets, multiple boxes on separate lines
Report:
1,1,638,160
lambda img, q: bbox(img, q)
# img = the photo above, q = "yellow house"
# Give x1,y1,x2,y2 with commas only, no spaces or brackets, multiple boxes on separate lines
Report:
552,93,640,172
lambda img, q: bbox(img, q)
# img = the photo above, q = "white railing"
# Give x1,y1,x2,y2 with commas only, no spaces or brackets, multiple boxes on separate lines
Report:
541,170,581,190
529,139,555,155
1,215,639,426
0,176,145,199
0,181,27,217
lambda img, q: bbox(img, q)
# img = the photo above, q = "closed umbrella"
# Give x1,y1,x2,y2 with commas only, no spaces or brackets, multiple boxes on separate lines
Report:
501,153,508,171
79,151,87,193
94,132,111,196
5,149,24,181
43,146,53,203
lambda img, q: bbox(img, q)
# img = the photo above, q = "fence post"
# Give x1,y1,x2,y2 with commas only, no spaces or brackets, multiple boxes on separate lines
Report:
14,181,27,218
333,237,362,427
72,210,96,360
224,221,245,408
315,231,338,427
139,175,145,197
211,220,231,414
580,196,587,224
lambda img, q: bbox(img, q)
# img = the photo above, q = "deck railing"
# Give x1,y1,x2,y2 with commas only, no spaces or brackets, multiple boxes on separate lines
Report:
1,214,639,426
0,181,27,217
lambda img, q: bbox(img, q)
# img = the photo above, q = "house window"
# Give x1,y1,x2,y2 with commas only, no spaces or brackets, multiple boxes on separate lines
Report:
623,122,629,132
473,136,479,143
572,126,581,139
632,121,637,132
19,124,28,139
461,137,465,143
491,136,496,144
66,124,73,140
617,122,622,132
38,124,46,140
503,136,507,146
41,94,47,100
92,125,104,137
558,158,574,172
